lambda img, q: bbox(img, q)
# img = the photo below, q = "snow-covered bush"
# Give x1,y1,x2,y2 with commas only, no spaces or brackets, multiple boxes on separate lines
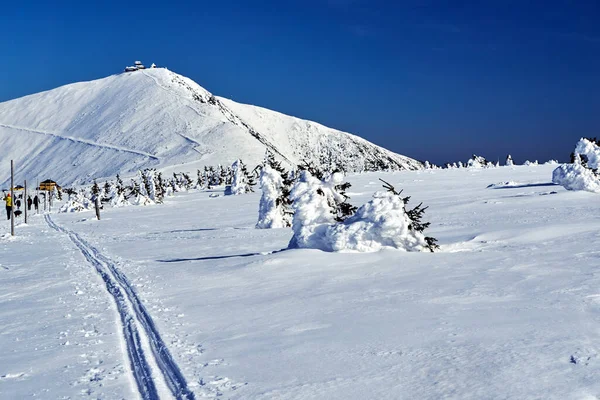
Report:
553,138,600,193
467,155,493,168
326,190,433,252
524,160,538,166
59,191,94,213
287,172,437,253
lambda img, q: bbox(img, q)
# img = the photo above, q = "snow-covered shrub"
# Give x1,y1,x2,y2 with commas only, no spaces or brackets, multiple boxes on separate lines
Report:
59,191,94,213
288,173,438,253
110,192,130,207
467,155,493,168
553,138,600,193
524,160,538,166
326,191,432,252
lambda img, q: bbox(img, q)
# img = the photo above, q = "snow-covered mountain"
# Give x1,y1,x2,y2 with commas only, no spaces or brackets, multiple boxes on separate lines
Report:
0,68,421,186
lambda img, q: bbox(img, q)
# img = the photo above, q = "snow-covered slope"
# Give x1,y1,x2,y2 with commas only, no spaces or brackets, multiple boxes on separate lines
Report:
4,165,600,399
0,68,421,186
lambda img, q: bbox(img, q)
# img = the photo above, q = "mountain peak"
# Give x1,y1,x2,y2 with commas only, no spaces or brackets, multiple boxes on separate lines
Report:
0,68,421,186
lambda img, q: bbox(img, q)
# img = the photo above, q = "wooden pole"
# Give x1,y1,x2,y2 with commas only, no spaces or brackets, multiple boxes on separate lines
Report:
24,180,27,224
10,160,14,236
95,196,101,220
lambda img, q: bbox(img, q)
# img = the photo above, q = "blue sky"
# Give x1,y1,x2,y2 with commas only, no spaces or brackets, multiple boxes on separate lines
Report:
1,0,599,165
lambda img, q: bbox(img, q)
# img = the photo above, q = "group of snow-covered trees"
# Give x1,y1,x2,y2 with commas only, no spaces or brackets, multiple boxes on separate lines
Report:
255,150,438,253
59,160,259,213
423,154,556,170
60,151,439,253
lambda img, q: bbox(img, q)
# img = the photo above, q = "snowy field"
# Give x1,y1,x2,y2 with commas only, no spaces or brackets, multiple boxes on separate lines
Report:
2,164,600,399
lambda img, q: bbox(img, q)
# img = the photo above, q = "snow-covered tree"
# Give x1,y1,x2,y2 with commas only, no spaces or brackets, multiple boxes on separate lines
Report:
256,150,295,228
288,170,339,249
467,155,493,168
142,169,160,203
230,159,256,195
506,155,514,166
60,191,94,213
553,138,600,193
196,169,206,189
155,172,166,200
256,164,288,228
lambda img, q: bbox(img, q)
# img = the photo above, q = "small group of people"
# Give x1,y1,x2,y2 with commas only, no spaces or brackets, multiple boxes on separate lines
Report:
3,192,40,220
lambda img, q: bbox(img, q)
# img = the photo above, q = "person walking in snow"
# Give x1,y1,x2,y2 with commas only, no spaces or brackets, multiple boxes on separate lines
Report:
3,192,12,220
27,196,32,211
33,195,39,212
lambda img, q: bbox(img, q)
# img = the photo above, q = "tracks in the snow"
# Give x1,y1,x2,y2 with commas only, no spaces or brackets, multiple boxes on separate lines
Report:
45,215,195,400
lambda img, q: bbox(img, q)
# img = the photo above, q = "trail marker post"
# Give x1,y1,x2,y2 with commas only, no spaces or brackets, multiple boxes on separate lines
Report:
95,196,101,220
24,180,27,224
10,160,14,236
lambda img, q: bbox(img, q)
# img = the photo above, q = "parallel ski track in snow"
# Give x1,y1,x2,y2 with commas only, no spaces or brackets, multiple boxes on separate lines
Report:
45,215,195,400
0,123,160,161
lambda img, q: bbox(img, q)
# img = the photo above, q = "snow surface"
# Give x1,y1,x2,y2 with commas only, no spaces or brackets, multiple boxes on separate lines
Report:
0,68,421,187
2,165,600,399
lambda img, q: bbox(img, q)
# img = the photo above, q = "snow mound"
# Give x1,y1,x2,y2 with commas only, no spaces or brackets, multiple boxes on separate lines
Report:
487,181,520,189
327,191,430,252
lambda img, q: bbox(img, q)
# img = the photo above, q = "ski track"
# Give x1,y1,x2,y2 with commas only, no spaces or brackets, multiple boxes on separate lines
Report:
45,214,196,400
0,123,160,160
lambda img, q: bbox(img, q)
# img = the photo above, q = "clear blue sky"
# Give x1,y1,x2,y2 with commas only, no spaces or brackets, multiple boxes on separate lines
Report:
1,0,599,165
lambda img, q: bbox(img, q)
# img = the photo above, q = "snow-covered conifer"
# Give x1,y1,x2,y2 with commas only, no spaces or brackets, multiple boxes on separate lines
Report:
143,169,160,203
256,150,295,228
288,170,338,249
91,180,100,198
553,138,600,193
155,172,166,200
467,155,492,168
230,159,255,195
256,164,287,228
506,155,514,166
